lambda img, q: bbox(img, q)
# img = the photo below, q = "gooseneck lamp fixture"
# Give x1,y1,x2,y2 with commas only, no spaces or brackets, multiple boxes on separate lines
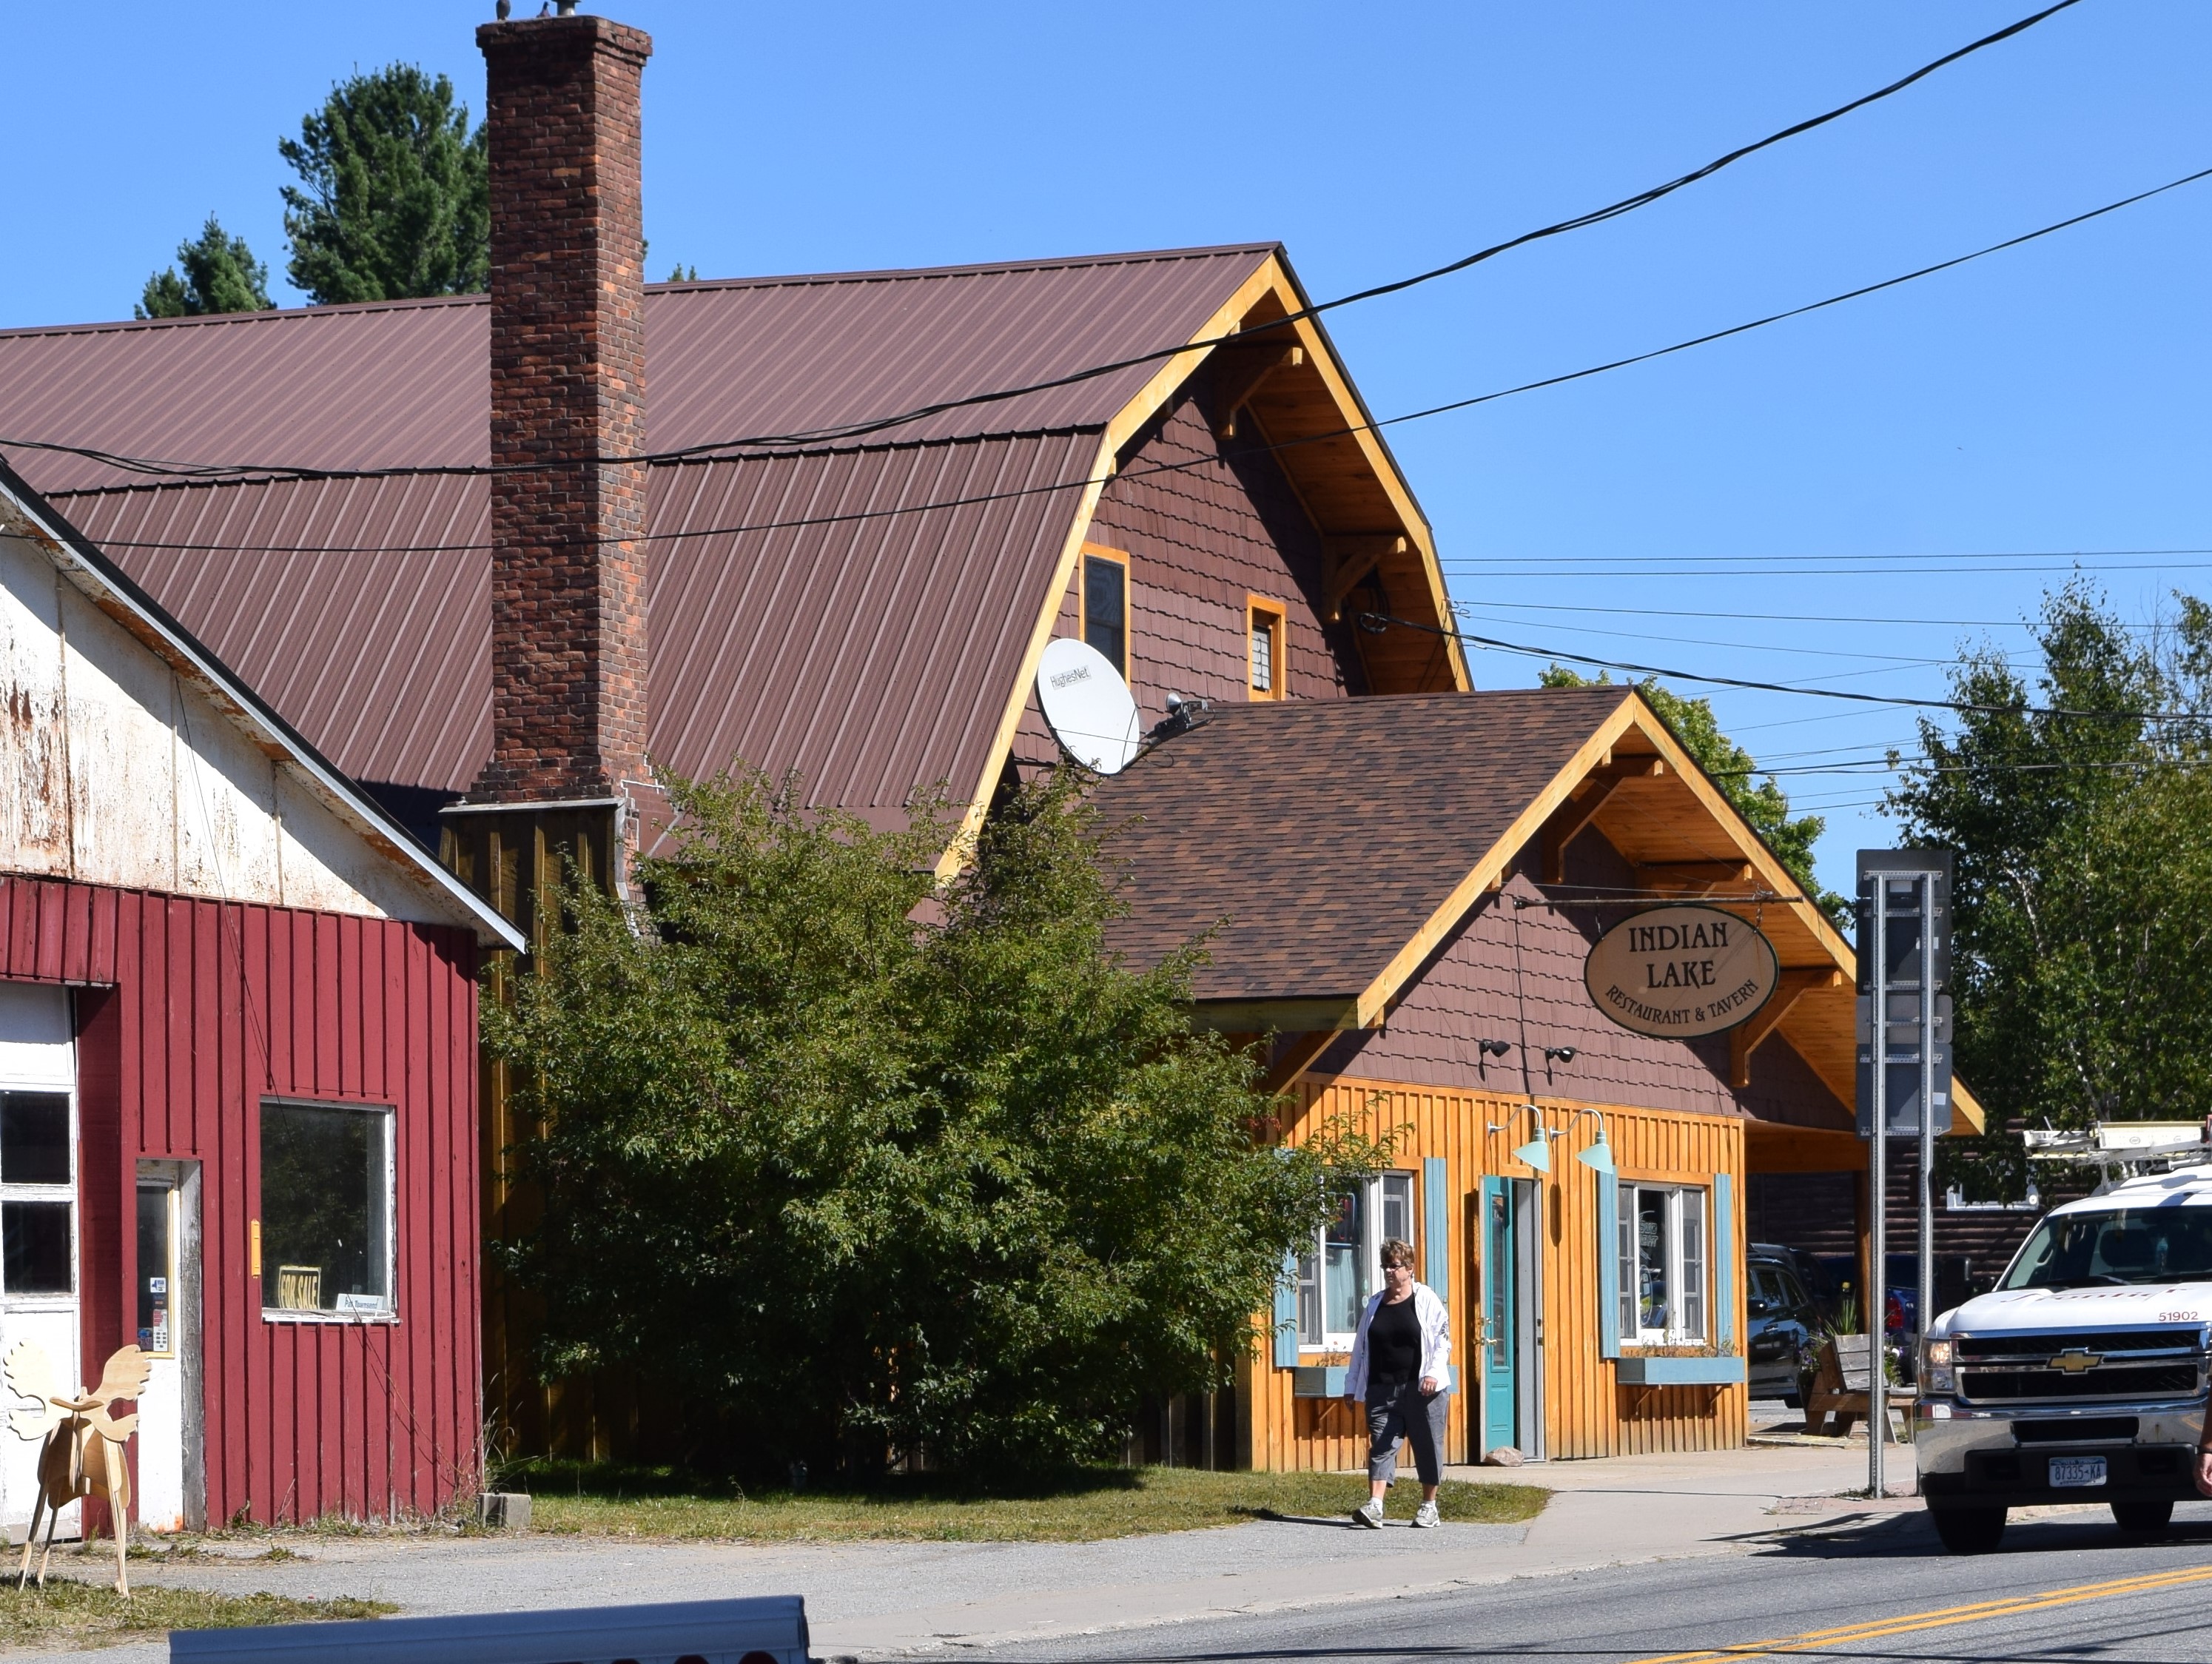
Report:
1563,1105,1616,1175
1510,1104,1553,1173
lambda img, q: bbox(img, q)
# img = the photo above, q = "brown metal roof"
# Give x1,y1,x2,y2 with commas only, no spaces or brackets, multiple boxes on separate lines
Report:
0,245,1275,490
1091,687,1635,1004
0,247,1275,805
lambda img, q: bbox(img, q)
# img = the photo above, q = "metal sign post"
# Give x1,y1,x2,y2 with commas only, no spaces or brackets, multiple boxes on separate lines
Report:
1857,851,1954,1499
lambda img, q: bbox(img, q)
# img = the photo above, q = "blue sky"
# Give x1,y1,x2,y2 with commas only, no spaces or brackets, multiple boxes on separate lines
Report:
7,2,2207,897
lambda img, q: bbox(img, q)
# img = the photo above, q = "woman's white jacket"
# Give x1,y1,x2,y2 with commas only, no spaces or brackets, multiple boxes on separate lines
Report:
1343,1282,1453,1400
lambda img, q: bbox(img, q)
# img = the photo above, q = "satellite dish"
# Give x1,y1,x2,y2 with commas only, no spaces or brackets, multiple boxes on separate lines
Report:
1036,638,1143,774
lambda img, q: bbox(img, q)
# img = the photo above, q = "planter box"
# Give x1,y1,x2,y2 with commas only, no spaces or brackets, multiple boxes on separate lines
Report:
1616,1354,1746,1386
1292,1365,1349,1398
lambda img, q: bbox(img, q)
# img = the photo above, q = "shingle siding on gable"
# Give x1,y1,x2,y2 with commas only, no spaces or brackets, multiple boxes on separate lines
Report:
1089,395,1360,711
1012,395,1367,776
1314,854,1852,1125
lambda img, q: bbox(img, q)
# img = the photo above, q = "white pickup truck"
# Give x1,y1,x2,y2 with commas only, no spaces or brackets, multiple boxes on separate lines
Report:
1917,1166,2212,1552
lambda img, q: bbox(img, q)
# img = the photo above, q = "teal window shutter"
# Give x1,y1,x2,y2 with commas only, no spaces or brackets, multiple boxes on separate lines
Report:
1715,1172,1736,1348
1422,1157,1450,1304
1273,1248,1300,1368
1597,1176,1621,1359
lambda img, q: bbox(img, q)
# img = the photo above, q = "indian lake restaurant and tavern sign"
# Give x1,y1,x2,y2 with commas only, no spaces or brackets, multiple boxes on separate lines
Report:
1582,905,1780,1039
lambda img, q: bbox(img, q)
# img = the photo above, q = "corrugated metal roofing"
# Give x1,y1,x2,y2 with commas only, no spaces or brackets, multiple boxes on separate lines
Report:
0,246,1275,804
1091,687,1634,1003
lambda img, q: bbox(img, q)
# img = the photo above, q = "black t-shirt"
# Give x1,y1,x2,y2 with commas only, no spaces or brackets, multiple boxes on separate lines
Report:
1368,1293,1422,1386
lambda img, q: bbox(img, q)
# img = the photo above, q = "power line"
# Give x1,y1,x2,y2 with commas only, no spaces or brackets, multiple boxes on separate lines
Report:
1373,610,2205,722
1447,546,2212,571
1,0,2088,492
1446,597,2176,630
29,159,2207,564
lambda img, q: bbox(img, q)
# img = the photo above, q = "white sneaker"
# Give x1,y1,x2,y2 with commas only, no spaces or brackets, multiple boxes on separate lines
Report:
1353,1497,1385,1529
1413,1500,1440,1529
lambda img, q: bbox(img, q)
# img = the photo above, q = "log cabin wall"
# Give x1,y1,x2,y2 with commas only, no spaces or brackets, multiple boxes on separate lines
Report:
1241,1078,1747,1471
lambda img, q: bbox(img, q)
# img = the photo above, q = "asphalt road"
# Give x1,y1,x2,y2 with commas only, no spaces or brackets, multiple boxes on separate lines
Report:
959,1500,2212,1664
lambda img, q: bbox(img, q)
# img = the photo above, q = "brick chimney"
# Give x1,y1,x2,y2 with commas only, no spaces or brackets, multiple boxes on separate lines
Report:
471,10,653,808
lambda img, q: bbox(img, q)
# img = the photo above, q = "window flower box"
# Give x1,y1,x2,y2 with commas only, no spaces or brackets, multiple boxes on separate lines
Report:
1614,1353,1746,1386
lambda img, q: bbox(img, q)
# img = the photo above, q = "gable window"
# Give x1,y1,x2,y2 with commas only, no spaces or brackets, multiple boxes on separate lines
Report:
1081,548,1129,677
261,1099,394,1318
1297,1171,1414,1348
1248,598,1286,700
1617,1183,1707,1343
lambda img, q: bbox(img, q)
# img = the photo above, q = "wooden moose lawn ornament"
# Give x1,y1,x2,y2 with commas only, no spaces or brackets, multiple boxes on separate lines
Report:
4,1342,151,1595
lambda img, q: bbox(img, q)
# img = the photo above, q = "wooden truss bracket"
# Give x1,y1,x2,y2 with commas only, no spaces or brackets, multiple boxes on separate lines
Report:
1322,534,1408,621
1540,756,1663,882
1633,859,1754,896
1214,344,1305,438
1730,967,1843,1089
1260,1028,1348,1097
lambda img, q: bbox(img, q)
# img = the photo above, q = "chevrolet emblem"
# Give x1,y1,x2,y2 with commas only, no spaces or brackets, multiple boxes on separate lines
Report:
2049,1348,2105,1373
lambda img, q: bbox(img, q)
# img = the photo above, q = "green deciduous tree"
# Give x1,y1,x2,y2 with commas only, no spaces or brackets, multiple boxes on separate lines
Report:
1539,666,1846,923
487,769,1368,1477
280,64,488,304
135,216,273,318
1889,583,2212,1165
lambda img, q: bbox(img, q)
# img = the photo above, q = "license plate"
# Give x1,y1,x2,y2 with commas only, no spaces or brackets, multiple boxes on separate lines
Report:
2050,1456,2108,1489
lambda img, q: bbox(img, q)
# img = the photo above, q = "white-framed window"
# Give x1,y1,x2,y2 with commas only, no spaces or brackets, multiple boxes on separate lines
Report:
1248,598,1286,700
1297,1172,1414,1348
1618,1183,1707,1344
1,1089,75,1302
260,1099,394,1319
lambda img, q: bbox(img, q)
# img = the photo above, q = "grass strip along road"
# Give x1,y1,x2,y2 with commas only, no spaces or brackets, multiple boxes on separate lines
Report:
1629,1563,2212,1664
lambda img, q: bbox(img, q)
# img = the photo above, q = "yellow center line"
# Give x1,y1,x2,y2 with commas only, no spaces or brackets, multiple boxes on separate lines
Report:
1623,1564,2212,1664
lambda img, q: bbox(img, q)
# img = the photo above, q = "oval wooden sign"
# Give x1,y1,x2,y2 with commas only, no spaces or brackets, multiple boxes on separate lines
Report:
1583,905,1779,1039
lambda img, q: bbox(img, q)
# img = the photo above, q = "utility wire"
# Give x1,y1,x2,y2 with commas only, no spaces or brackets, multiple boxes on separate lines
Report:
1449,599,2168,629
27,158,2206,565
1367,610,2210,722
1,0,2087,490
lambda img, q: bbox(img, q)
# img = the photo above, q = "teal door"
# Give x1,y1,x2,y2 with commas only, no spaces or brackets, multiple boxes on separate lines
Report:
1482,1177,1516,1449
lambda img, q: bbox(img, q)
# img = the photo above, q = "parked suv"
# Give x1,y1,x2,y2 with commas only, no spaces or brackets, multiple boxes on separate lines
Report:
1745,1248,1821,1406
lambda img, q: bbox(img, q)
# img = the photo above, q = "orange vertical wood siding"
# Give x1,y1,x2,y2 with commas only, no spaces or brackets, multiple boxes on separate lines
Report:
1240,1077,1747,1469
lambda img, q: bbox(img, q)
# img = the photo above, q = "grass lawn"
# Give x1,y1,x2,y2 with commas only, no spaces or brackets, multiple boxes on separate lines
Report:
0,1577,391,1645
500,1460,1548,1543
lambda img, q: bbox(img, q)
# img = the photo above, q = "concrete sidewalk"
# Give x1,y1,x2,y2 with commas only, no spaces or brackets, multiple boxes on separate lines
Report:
3,1440,1895,1664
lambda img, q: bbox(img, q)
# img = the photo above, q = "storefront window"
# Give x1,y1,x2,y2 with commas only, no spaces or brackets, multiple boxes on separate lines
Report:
260,1100,393,1316
1618,1183,1707,1344
1298,1172,1415,1348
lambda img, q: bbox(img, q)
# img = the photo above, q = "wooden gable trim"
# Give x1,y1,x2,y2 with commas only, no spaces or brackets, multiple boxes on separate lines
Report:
1579,695,1986,1134
1228,255,1466,692
1293,688,1986,1134
941,258,1291,879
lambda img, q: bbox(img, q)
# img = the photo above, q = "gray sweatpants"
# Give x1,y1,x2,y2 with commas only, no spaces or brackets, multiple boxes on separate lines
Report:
1365,1378,1447,1486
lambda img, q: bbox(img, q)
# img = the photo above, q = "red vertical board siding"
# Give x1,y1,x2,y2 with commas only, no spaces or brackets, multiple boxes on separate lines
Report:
0,876,483,1526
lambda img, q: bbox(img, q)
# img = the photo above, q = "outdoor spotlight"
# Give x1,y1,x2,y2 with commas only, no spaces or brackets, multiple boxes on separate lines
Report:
1544,1045,1579,1064
1479,1039,1513,1058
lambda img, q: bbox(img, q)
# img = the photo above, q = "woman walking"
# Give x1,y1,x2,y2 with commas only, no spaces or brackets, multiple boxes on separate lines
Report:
1345,1238,1452,1528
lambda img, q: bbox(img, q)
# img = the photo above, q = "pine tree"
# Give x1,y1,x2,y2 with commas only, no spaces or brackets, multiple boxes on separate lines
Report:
280,64,488,305
135,217,274,319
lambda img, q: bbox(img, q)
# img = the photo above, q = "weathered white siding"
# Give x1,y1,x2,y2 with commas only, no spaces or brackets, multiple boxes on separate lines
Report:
1,528,460,927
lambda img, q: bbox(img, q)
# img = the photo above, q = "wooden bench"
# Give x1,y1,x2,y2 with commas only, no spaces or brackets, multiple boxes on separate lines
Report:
1804,1335,1914,1437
